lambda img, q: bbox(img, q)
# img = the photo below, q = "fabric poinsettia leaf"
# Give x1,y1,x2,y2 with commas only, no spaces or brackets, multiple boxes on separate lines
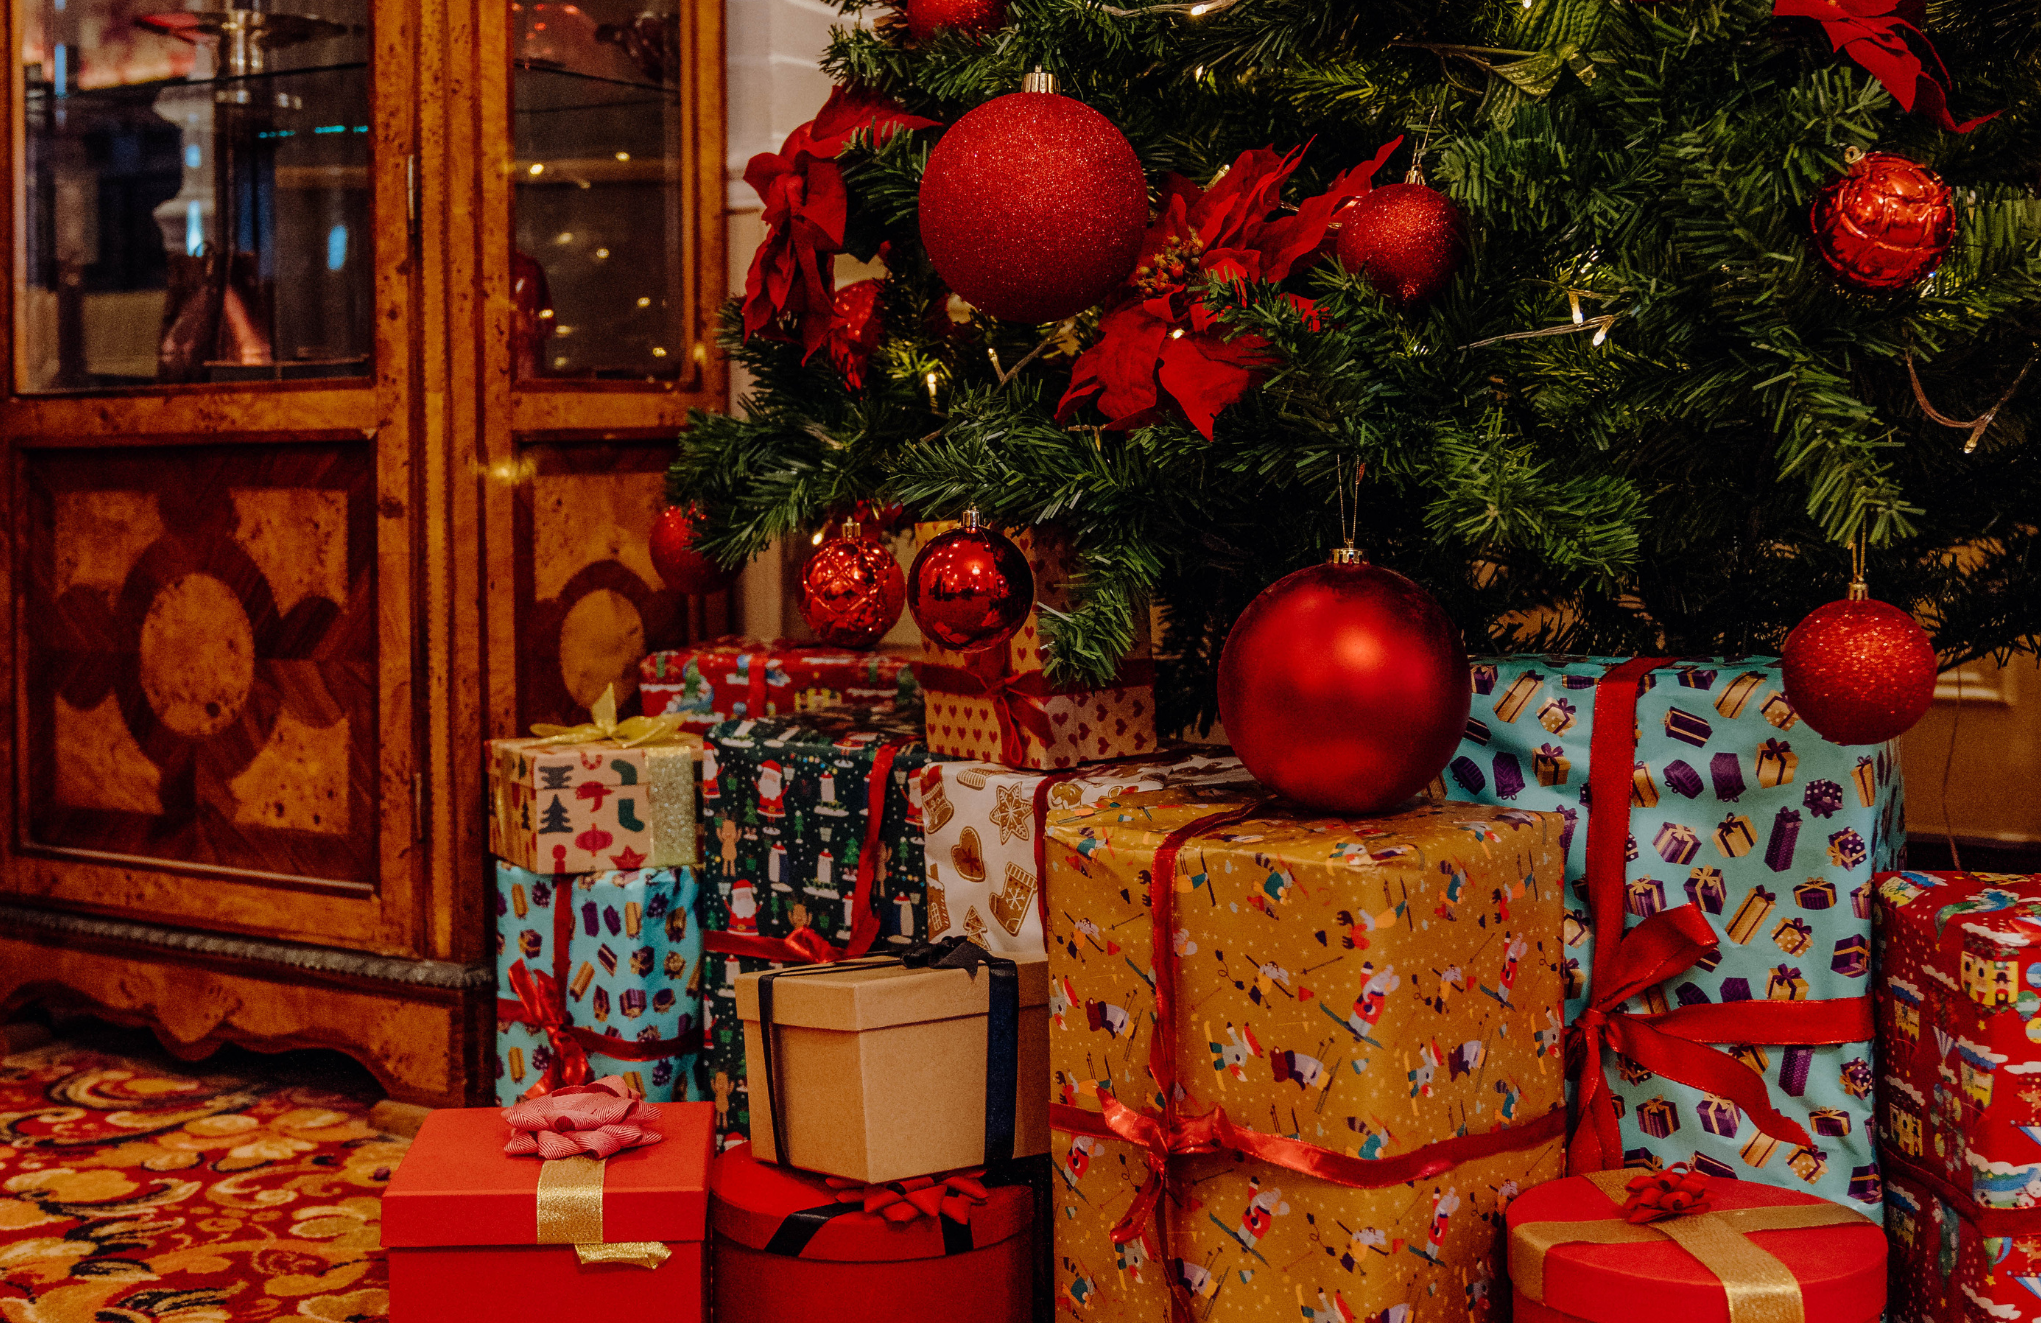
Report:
1158,329,1270,441
1773,0,1996,132
1256,137,1403,281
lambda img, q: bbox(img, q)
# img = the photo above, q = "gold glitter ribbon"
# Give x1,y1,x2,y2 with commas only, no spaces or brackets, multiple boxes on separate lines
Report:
523,683,703,868
534,1155,671,1270
1509,1170,1869,1323
529,684,697,750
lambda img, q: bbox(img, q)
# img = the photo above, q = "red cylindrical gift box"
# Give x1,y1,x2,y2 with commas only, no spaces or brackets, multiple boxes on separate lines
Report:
710,1143,1033,1323
1507,1171,1885,1323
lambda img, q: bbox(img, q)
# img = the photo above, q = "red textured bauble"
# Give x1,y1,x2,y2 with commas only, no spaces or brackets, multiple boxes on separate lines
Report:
907,519,1035,652
1780,596,1938,745
799,531,907,648
1810,151,1954,292
1217,557,1470,815
1334,181,1467,307
649,504,735,596
903,0,1004,41
918,91,1149,324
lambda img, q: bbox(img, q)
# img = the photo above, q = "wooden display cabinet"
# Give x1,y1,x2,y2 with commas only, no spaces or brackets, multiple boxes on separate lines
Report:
0,0,729,1103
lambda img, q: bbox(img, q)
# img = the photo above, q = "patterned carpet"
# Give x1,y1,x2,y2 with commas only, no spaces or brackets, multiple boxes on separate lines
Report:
0,1032,405,1323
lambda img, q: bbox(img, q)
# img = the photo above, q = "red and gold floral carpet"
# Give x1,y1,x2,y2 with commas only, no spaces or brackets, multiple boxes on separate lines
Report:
0,1036,406,1322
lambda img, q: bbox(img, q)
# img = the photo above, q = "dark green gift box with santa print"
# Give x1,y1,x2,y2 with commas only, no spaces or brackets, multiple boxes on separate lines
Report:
1446,654,1903,1222
695,711,933,1147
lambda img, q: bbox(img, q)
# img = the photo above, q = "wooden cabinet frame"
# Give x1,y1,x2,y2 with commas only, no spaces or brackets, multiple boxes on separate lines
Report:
0,0,728,1104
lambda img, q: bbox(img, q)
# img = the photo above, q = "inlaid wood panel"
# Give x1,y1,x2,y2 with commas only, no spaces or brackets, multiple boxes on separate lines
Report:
20,443,378,886
511,438,733,731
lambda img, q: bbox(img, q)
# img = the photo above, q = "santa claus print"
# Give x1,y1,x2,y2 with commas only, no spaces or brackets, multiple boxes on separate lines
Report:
757,759,786,818
724,880,760,934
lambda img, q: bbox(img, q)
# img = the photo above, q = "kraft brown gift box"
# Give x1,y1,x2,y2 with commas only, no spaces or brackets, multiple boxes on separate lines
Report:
735,952,1049,1182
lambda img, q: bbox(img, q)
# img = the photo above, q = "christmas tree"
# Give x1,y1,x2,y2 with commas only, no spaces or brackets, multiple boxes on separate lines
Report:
675,0,2041,733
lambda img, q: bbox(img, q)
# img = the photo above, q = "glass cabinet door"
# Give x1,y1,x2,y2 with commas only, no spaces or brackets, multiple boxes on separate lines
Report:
22,0,372,389
511,0,692,380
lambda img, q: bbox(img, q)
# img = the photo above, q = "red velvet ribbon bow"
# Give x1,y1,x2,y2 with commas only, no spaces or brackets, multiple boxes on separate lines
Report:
503,1075,663,1159
1621,1162,1713,1223
914,654,1157,767
506,958,592,1100
822,1169,990,1226
1567,659,1872,1174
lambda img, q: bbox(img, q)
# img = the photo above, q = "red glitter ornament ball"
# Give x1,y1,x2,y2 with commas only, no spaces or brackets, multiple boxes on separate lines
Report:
907,515,1035,652
1334,181,1467,307
1810,151,1954,292
1780,595,1938,745
903,0,1004,41
649,504,734,596
1217,556,1470,815
918,90,1150,324
799,527,907,649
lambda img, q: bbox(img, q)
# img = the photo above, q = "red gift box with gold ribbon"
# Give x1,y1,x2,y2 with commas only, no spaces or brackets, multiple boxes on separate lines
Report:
709,1142,1035,1323
910,520,1157,769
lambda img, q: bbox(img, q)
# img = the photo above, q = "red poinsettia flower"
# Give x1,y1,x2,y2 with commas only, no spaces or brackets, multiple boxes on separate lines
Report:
825,278,887,391
1058,137,1401,440
1773,0,1996,133
742,86,936,360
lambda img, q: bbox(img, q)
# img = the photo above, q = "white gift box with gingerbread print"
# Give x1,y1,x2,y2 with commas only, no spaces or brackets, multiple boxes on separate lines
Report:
919,750,1254,954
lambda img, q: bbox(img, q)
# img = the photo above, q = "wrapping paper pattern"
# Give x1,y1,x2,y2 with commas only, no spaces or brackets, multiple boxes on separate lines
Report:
491,861,706,1105
697,711,931,1147
639,638,919,731
488,735,700,872
1877,870,2041,1323
1448,655,1902,1218
1045,786,1570,1322
921,751,1249,954
912,520,1156,769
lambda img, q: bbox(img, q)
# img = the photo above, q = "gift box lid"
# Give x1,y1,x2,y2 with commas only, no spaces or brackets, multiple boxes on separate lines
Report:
1506,1172,1885,1323
381,1104,715,1248
734,953,1048,1032
709,1142,1032,1262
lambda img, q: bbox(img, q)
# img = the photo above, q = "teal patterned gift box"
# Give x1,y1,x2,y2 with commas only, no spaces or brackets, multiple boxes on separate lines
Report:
696,711,932,1148
492,861,706,1106
1448,655,1903,1220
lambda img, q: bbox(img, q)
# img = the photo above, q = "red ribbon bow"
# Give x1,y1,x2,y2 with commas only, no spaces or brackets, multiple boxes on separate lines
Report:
914,654,1157,767
506,958,593,1100
1567,658,1871,1174
1621,1162,1713,1223
822,1169,990,1226
503,1075,663,1159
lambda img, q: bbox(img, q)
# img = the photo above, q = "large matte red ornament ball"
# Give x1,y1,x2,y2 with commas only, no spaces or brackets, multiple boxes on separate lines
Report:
799,531,907,648
1810,151,1954,292
908,521,1035,652
1217,559,1471,815
903,0,1004,41
649,504,734,596
918,92,1150,324
1334,181,1467,306
1780,596,1939,745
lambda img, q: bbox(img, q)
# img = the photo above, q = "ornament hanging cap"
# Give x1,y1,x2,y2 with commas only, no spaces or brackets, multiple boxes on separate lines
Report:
961,505,987,531
1022,67,1056,94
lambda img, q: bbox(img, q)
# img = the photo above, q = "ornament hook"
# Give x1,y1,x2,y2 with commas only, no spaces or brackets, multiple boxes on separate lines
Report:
1848,528,1869,600
1331,457,1367,564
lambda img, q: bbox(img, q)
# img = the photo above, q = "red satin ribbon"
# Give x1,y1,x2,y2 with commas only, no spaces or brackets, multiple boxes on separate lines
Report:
1567,657,1872,1173
822,1168,990,1225
1881,1144,2041,1238
702,741,904,967
915,656,1157,766
503,959,592,1098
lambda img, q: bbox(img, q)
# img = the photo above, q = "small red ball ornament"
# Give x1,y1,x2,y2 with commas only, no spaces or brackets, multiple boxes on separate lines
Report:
903,0,1004,41
1780,588,1938,745
907,509,1035,652
1810,150,1954,292
649,504,735,596
918,73,1150,324
1217,550,1470,815
799,522,907,649
1334,176,1467,307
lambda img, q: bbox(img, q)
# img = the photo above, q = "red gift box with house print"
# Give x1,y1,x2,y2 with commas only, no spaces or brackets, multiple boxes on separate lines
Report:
909,521,1156,770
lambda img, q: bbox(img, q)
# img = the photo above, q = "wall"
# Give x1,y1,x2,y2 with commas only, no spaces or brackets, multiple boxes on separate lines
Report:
1903,656,2041,847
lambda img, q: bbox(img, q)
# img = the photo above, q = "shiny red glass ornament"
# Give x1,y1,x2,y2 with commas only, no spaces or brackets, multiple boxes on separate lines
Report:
799,525,907,648
649,504,735,596
904,0,1005,41
1780,593,1938,745
1217,554,1470,815
1334,180,1467,307
907,512,1035,652
917,86,1149,324
1809,151,1954,292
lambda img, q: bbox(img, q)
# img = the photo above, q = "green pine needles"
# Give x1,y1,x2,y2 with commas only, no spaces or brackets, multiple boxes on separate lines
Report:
673,0,2041,734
